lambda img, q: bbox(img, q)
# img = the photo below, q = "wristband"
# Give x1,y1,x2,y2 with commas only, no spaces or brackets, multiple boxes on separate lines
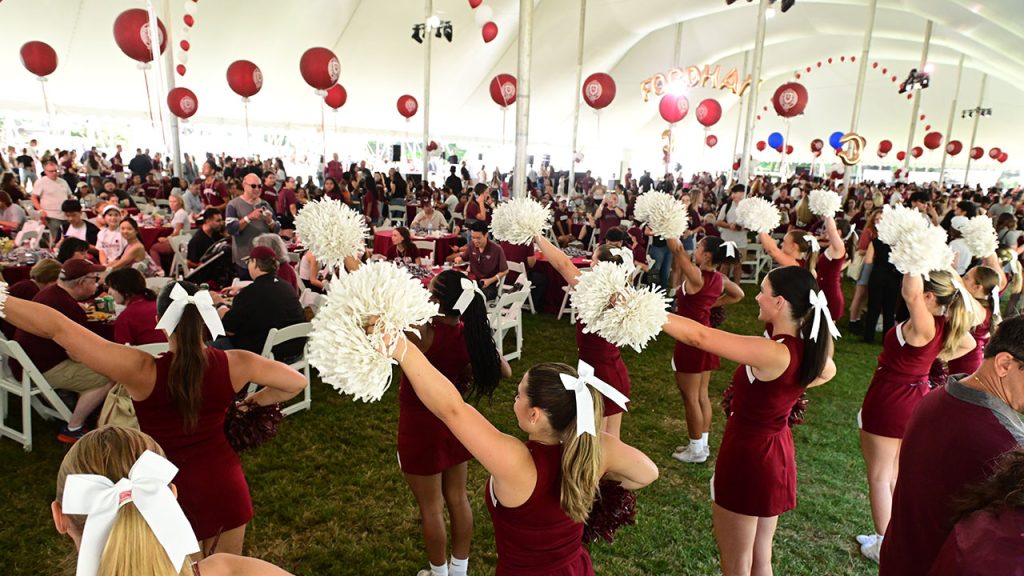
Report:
243,216,249,224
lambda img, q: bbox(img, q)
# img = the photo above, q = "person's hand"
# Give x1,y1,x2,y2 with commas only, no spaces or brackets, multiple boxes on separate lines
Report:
157,236,168,244
263,209,274,224
210,292,225,305
453,256,463,264
246,209,262,221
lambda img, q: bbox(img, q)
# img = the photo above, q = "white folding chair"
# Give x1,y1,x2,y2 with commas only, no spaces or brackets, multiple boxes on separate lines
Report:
388,205,407,228
0,338,72,451
557,285,576,323
135,342,170,356
413,240,436,264
502,261,535,314
488,290,529,361
145,276,175,292
258,322,312,416
168,233,192,277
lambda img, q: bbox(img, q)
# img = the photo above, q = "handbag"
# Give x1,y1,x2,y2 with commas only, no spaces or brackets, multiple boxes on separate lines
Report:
847,250,865,281
99,383,139,430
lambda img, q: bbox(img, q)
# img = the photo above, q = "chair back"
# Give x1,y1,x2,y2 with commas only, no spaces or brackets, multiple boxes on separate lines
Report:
413,240,436,263
135,342,170,356
145,276,174,291
259,322,313,360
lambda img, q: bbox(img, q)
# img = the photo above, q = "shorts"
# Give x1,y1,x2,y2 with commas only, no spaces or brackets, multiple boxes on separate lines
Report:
44,359,109,392
857,263,873,287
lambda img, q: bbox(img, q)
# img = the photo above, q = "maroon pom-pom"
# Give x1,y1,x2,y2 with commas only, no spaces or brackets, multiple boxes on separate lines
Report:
583,479,637,544
224,397,283,453
709,306,727,328
722,386,808,427
928,358,949,389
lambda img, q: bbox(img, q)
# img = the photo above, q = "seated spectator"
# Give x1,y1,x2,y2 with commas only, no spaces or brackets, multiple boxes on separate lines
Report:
148,193,190,275
252,233,300,294
453,220,507,300
0,191,26,233
106,217,162,276
14,259,113,443
497,239,548,307
105,267,166,346
212,245,306,360
299,250,327,294
56,237,91,263
187,208,225,268
385,227,422,266
410,202,447,232
1,259,61,339
56,199,99,248
96,205,125,265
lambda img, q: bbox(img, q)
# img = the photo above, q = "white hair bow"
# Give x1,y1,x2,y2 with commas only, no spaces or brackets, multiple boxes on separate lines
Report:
992,284,1003,320
721,241,737,259
62,450,199,576
452,277,485,314
559,360,630,437
803,235,821,255
155,283,225,339
808,290,841,341
954,279,973,308
610,247,635,273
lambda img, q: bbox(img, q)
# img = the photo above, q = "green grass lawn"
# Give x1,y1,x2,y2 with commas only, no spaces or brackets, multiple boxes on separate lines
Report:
1,282,884,575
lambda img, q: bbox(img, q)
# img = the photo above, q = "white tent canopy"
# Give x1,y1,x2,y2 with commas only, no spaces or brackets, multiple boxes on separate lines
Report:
2,0,1022,174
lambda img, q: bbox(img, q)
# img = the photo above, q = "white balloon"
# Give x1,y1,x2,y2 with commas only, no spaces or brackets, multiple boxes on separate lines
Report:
176,51,189,65
183,0,198,16
474,5,493,26
178,26,190,40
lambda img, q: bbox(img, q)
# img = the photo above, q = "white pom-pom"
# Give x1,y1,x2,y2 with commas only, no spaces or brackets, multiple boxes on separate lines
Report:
735,197,781,234
877,205,953,276
571,261,668,352
958,215,998,258
633,191,689,239
808,189,842,218
571,261,631,329
308,261,438,402
0,281,7,318
490,198,551,245
294,199,369,270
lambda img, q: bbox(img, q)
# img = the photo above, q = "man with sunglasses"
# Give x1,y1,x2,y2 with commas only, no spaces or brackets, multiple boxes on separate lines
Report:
31,159,73,241
226,173,279,279
879,316,1024,575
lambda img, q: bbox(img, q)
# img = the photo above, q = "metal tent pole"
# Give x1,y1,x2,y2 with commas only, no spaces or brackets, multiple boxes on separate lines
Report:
422,0,433,188
938,54,965,184
902,19,932,172
963,73,987,186
512,0,534,199
739,0,769,188
568,0,587,196
843,0,877,189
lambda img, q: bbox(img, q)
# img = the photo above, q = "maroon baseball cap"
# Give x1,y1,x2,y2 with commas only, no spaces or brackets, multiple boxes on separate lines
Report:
59,258,106,281
244,245,278,262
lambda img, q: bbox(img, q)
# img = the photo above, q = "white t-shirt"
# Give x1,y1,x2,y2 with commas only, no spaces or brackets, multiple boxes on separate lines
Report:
718,202,749,248
170,208,188,229
949,238,972,276
31,177,71,220
64,222,89,241
97,227,125,262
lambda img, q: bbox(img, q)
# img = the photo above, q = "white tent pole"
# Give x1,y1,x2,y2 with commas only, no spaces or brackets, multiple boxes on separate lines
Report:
739,0,769,188
730,50,750,179
843,0,877,190
513,0,534,199
963,73,987,187
938,54,965,185
902,19,932,172
145,0,176,174
422,0,432,187
568,0,587,196
159,0,181,177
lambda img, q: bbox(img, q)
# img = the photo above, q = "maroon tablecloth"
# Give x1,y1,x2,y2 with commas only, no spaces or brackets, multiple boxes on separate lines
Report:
373,231,458,265
405,203,419,227
1,264,32,285
139,226,173,251
533,253,590,314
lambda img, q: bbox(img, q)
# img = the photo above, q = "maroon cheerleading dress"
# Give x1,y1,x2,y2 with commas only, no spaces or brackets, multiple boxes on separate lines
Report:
397,319,473,475
713,334,806,517
815,251,845,322
946,307,991,376
132,348,253,540
575,322,630,417
672,269,723,373
860,317,946,439
486,441,593,576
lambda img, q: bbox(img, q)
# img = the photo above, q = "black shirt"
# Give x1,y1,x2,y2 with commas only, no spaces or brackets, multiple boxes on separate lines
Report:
445,174,463,195
187,228,220,265
221,273,306,358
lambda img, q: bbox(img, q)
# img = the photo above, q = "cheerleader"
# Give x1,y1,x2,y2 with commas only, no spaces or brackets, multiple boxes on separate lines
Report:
661,266,837,575
947,256,1007,375
534,234,633,438
666,236,744,463
393,348,658,575
856,270,977,562
758,216,847,321
399,270,511,576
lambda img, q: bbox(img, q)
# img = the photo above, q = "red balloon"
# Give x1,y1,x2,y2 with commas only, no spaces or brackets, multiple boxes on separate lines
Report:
482,22,498,43
945,140,963,156
180,40,190,51
970,147,984,160
897,151,906,161
756,141,766,152
879,139,893,153
469,0,483,7
397,94,418,118
325,84,348,110
226,60,263,99
772,82,808,118
582,73,616,110
183,14,194,27
299,47,341,92
705,135,718,148
810,138,824,152
998,152,1008,163
775,146,784,154
176,64,186,76
19,41,58,77
695,98,722,127
877,149,887,159
989,147,1002,159
113,9,168,64
785,144,794,155
923,132,942,150
489,74,517,108
911,146,924,159
658,93,689,123
167,87,197,120
732,161,741,171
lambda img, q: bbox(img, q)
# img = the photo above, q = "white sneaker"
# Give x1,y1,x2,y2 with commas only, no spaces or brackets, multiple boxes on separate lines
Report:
672,445,708,463
417,571,432,576
860,535,882,564
855,533,880,546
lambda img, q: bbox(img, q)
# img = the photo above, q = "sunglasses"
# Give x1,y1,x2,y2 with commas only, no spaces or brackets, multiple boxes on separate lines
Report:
247,183,260,189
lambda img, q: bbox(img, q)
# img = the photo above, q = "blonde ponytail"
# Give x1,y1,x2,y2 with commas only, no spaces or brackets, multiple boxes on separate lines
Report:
559,390,603,523
925,270,979,361
98,505,190,576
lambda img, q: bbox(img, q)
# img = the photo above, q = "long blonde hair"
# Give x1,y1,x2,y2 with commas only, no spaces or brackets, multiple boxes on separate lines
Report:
56,427,190,576
525,363,603,523
925,270,981,361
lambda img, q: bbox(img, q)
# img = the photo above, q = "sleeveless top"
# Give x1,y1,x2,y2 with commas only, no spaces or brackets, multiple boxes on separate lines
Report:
947,307,991,375
876,316,947,384
676,269,723,324
399,319,470,409
575,322,620,362
728,334,806,433
815,251,845,321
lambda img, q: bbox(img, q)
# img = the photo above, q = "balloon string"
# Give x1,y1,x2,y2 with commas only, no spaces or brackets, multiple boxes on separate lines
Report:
244,99,251,150
39,79,51,118
142,69,154,127
320,100,326,164
502,108,507,146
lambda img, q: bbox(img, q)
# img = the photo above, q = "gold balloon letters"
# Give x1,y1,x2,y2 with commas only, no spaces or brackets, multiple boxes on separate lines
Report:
837,133,867,166
641,65,753,102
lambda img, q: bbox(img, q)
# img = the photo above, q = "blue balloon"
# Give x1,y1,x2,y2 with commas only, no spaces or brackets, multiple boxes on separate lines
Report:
768,132,784,149
829,131,844,150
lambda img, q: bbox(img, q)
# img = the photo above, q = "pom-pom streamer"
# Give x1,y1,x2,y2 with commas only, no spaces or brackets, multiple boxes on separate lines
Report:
294,199,369,271
735,197,781,234
633,192,689,239
807,189,842,218
489,198,552,245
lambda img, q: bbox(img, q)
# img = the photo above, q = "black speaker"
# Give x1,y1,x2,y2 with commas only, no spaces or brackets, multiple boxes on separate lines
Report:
392,145,401,162
448,154,459,165
478,153,483,161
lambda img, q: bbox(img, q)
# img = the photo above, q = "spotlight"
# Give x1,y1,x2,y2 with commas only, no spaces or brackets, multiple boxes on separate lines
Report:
442,22,453,42
412,24,425,44
779,0,796,12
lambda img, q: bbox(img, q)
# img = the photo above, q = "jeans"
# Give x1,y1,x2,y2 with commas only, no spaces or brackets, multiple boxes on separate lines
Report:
648,244,673,290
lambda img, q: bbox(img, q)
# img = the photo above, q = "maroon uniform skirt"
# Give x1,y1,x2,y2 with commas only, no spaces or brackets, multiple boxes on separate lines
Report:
398,403,472,475
713,419,797,517
860,368,930,439
672,341,721,373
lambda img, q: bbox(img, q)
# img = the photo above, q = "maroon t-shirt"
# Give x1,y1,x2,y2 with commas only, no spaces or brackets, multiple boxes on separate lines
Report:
276,187,298,216
467,240,507,280
113,296,167,346
1,280,41,340
260,185,278,208
198,178,228,207
15,285,90,372
465,201,488,224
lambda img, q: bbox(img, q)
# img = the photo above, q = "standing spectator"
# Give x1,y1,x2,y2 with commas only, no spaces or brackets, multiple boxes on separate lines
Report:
199,161,229,210
325,153,345,182
17,148,37,188
276,176,300,239
127,148,152,181
96,205,125,265
181,152,198,183
444,165,463,196
716,185,749,284
32,160,73,240
226,174,278,279
181,179,204,217
260,172,278,207
593,192,624,243
105,267,166,346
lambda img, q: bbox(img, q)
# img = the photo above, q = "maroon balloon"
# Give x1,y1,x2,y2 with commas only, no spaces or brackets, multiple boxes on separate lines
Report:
176,64,186,76
772,82,808,118
998,152,1008,164
945,140,963,156
113,9,167,64
482,22,498,43
911,146,924,159
299,47,341,92
756,140,766,152
226,60,263,99
167,87,198,120
785,144,794,155
897,151,907,161
19,41,58,77
923,132,943,151
970,147,984,160
469,0,483,7
582,73,616,110
810,138,824,152
325,84,348,110
877,148,887,159
705,134,718,148
489,74,518,108
989,147,1002,160
397,94,418,118
879,139,893,153
695,98,722,128
658,93,689,124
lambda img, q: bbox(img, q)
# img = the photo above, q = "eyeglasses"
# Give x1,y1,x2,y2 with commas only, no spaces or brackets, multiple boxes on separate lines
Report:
84,276,100,282
247,183,260,189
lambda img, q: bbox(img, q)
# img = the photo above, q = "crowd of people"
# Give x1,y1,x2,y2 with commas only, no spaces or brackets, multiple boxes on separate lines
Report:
3,139,1024,575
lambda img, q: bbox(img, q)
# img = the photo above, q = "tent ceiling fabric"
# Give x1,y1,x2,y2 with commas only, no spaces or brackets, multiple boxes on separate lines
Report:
3,0,1021,165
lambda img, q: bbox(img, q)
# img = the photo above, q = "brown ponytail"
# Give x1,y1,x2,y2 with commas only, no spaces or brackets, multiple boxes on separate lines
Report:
156,282,208,432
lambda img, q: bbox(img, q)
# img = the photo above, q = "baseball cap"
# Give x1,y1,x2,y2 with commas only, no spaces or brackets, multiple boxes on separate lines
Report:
244,245,277,262
59,259,105,281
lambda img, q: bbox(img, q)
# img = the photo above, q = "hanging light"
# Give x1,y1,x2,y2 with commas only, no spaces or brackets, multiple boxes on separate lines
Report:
411,24,425,44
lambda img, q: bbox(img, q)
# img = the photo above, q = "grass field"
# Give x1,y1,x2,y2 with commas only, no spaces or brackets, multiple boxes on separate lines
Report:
1,282,885,575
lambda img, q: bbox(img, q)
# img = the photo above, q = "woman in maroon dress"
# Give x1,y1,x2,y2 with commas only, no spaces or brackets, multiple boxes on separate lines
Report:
3,281,306,557
667,236,743,463
399,270,510,576
393,346,658,575
661,266,837,575
857,270,977,562
947,258,1006,375
758,215,847,321
533,234,633,438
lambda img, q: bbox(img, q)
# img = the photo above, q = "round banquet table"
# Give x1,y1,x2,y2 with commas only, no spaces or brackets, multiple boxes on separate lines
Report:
533,252,591,314
139,226,174,251
1,264,32,285
372,230,458,266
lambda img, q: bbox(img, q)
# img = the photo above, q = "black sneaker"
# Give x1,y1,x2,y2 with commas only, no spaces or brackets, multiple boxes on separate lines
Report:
57,425,88,444
848,319,862,333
